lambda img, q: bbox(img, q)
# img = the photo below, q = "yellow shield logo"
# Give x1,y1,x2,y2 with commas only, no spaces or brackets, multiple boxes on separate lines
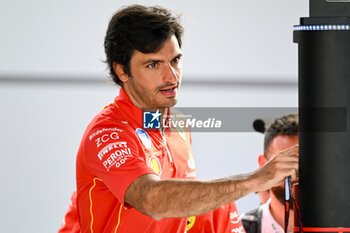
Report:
186,216,196,231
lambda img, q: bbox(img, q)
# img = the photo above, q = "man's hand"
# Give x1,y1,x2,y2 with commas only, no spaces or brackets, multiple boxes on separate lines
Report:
249,145,299,192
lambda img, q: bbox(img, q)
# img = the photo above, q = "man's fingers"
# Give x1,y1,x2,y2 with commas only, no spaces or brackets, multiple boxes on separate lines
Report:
278,144,299,156
287,168,298,180
270,154,299,164
253,143,299,192
269,145,299,162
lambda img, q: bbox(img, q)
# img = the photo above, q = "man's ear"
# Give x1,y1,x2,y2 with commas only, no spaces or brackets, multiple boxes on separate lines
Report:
113,63,129,83
258,154,268,167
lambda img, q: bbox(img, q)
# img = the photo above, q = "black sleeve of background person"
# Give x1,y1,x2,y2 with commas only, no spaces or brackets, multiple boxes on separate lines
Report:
240,206,262,233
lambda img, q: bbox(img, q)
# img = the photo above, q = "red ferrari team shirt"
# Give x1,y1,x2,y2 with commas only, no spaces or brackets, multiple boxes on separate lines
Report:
76,88,196,233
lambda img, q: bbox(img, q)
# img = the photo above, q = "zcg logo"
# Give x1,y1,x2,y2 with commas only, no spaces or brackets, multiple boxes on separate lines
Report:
95,132,119,147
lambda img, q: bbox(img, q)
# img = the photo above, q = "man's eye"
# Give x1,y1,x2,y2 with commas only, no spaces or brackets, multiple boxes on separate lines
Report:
147,63,158,69
172,57,180,64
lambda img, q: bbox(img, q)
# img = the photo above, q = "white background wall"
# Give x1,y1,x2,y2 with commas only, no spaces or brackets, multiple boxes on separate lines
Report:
0,0,307,232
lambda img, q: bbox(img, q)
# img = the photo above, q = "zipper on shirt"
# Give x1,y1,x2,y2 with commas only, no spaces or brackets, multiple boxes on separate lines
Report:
160,108,174,164
160,128,174,164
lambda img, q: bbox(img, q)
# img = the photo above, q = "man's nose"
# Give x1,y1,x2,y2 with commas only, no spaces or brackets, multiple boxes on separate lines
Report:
163,64,177,82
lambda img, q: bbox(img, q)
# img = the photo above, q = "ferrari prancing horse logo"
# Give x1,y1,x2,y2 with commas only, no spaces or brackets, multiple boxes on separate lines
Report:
186,216,196,231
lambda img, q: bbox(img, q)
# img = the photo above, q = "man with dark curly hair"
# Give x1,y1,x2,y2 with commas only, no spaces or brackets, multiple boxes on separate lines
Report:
60,5,299,233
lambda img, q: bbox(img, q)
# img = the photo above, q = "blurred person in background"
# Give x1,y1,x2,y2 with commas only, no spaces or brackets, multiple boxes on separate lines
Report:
240,113,299,233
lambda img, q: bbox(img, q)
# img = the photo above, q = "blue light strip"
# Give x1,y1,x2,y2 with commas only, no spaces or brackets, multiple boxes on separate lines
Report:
294,25,350,31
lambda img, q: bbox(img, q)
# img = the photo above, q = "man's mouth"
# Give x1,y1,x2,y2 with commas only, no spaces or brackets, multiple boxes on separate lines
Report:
159,85,178,97
160,86,177,92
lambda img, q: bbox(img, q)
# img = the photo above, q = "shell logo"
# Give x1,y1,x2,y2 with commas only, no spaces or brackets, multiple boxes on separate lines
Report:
148,156,162,176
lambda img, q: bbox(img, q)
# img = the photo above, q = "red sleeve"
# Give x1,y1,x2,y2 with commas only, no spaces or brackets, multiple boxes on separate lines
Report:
82,124,156,204
58,191,80,233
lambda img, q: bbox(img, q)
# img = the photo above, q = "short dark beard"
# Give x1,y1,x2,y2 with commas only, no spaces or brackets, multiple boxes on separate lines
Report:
271,185,294,210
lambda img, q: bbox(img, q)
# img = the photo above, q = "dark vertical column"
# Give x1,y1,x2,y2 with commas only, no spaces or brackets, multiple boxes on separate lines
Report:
293,1,350,229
